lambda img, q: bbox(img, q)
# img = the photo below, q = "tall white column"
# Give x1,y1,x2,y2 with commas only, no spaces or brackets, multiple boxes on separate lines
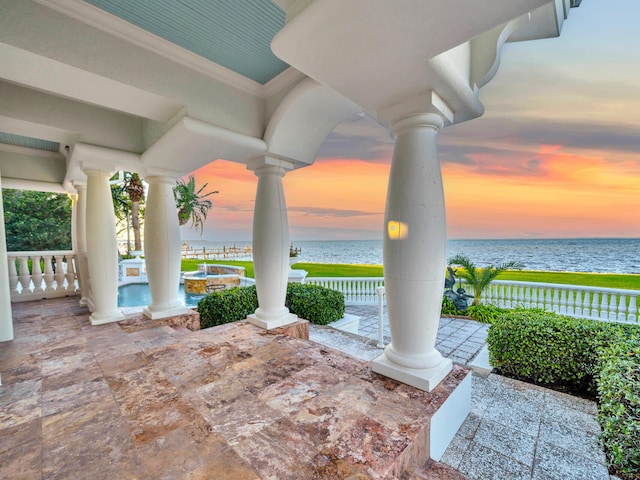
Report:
72,183,90,305
0,169,14,341
143,175,191,319
247,159,297,329
85,168,124,324
371,113,452,392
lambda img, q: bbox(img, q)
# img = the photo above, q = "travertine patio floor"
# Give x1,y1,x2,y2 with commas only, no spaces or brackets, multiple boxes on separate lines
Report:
0,297,468,480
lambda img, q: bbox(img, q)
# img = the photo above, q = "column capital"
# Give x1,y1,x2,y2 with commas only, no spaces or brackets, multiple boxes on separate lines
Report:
247,156,295,176
144,174,177,186
389,113,444,137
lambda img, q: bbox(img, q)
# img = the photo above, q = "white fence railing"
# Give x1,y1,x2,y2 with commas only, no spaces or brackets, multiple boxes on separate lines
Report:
473,280,639,324
305,277,385,305
7,251,78,302
306,277,639,325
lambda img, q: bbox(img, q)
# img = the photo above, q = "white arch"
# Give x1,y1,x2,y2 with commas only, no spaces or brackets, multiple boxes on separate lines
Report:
264,78,363,167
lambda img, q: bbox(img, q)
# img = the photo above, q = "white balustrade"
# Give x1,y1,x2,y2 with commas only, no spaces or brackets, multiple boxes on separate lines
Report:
304,277,386,305
7,251,78,302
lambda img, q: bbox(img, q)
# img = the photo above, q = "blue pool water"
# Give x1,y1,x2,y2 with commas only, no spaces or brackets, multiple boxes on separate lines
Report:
118,283,204,308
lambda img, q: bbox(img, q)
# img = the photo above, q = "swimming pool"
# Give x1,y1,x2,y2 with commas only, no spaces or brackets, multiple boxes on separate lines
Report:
117,283,205,308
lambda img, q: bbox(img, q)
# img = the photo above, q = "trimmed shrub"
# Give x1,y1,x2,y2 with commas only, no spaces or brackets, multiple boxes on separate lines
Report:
286,283,345,325
197,285,258,329
487,310,605,392
440,297,506,324
597,330,640,479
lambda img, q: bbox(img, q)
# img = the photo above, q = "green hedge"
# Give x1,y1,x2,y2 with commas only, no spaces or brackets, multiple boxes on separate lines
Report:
286,283,345,325
197,283,345,329
197,286,258,329
487,311,640,478
597,331,640,479
441,297,506,324
487,310,604,392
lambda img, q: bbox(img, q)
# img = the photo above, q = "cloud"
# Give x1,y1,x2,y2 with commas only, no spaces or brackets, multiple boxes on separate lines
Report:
316,116,393,163
288,206,382,218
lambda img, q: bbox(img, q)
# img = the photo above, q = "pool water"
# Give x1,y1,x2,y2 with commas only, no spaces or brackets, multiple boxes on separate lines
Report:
118,283,205,308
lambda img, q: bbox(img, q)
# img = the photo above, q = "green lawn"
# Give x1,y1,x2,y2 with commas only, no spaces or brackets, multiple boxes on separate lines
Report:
181,259,640,290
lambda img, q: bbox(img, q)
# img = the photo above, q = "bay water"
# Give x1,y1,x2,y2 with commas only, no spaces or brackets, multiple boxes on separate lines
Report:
183,238,640,274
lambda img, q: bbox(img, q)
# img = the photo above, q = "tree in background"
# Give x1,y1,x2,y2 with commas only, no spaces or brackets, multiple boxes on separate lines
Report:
174,175,218,234
111,180,132,253
124,172,145,251
448,254,524,305
2,189,72,251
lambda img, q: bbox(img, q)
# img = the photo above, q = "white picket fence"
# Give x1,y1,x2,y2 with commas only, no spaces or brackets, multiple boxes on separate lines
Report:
306,277,640,325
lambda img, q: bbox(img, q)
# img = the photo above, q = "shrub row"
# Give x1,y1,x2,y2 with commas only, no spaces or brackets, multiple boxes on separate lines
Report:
197,283,345,329
597,331,640,479
487,310,640,478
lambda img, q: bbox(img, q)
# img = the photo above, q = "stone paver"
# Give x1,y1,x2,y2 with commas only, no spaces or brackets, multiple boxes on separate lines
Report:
339,305,612,480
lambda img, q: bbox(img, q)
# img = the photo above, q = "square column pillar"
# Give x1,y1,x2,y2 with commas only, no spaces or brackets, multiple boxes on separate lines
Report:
143,175,191,320
247,158,298,330
371,113,452,392
0,168,14,341
85,168,124,325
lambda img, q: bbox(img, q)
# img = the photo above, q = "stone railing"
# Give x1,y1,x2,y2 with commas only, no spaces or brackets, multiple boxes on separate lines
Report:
304,277,386,305
306,277,639,324
7,251,78,302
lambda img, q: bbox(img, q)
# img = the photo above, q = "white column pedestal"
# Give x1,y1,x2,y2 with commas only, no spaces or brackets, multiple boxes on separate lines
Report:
85,169,124,325
371,113,451,392
247,161,298,330
143,175,191,320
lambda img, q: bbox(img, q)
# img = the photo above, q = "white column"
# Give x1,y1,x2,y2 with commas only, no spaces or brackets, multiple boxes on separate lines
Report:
85,168,124,324
143,175,191,319
247,159,297,329
73,183,91,305
371,113,452,392
0,169,14,341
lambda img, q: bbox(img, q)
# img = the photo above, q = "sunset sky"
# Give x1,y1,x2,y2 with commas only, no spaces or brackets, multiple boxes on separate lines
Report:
183,0,640,242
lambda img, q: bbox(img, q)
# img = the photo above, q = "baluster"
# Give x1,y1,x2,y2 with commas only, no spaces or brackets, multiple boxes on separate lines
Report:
559,289,567,314
574,290,583,317
65,255,77,292
617,294,628,323
8,256,19,295
609,293,618,322
18,256,31,294
524,286,531,309
54,255,65,291
518,286,525,308
530,287,537,309
544,288,552,312
628,295,638,324
30,255,44,293
42,255,55,292
599,292,609,321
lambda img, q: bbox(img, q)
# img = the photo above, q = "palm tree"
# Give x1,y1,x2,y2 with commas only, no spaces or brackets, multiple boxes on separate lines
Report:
124,172,145,251
174,175,218,234
448,254,524,306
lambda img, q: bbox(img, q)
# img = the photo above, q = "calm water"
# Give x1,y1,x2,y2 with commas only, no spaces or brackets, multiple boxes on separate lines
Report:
185,238,640,274
118,283,205,308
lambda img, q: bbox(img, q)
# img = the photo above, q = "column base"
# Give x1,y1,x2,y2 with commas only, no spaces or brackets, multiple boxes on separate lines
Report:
247,311,299,330
143,305,193,320
371,353,452,392
90,309,125,325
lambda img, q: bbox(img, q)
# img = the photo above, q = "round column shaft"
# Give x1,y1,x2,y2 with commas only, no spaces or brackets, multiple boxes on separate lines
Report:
85,169,124,324
371,113,452,392
248,162,297,329
73,183,90,305
0,169,14,341
143,175,191,319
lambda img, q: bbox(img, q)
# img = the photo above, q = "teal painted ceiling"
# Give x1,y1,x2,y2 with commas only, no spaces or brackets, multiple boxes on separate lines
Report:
83,0,289,85
0,132,60,153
